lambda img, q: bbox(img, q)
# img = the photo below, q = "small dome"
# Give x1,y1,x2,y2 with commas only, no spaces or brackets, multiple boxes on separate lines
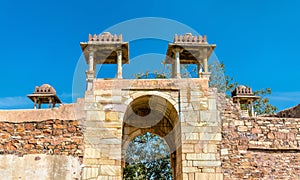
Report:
102,32,112,35
237,85,247,89
40,84,52,88
33,84,56,95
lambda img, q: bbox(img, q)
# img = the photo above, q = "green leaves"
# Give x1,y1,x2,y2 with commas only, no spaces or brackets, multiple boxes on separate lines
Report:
253,88,277,115
134,71,167,79
209,61,277,115
123,132,172,180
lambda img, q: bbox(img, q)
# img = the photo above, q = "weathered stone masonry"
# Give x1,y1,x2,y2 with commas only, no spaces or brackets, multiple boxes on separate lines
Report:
220,96,300,179
1,31,300,180
0,119,83,156
0,104,84,179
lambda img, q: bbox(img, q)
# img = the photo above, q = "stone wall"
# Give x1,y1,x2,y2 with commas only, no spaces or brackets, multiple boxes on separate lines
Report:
0,104,84,180
1,85,300,179
221,96,300,179
0,119,83,156
277,104,300,118
0,154,81,180
82,78,223,179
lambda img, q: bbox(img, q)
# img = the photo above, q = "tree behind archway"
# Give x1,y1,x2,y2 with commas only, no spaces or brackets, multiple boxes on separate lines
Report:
123,132,172,180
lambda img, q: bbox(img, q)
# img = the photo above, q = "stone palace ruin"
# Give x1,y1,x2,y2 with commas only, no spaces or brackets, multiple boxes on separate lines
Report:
0,32,299,180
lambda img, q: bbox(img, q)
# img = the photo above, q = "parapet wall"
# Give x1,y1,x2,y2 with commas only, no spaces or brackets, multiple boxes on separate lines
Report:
221,97,300,179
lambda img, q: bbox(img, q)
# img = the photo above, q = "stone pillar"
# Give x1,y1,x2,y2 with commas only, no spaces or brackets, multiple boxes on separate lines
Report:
173,48,182,78
237,99,240,107
203,48,208,73
180,88,223,179
88,51,94,72
82,88,123,180
33,97,37,110
250,100,254,117
117,50,123,79
86,51,95,91
172,61,176,78
197,63,202,78
48,98,52,109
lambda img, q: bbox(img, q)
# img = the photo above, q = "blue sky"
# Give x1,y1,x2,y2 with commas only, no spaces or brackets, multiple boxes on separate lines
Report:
0,0,300,111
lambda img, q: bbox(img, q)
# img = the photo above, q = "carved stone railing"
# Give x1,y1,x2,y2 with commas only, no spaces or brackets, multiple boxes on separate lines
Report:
88,32,123,43
174,33,207,44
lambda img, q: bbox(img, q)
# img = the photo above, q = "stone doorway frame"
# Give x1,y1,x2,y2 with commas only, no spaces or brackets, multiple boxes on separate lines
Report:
121,94,183,179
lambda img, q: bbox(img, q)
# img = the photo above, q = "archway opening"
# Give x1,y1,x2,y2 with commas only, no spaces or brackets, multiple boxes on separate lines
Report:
122,95,182,179
123,132,172,179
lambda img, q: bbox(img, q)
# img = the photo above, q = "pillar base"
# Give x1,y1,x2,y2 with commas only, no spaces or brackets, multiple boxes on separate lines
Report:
199,72,211,79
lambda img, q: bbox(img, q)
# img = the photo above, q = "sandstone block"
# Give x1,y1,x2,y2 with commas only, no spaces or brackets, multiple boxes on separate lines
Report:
202,168,215,173
200,133,222,141
195,173,223,180
186,153,216,160
105,112,119,121
182,166,198,173
100,165,121,176
193,160,221,167
237,126,248,132
87,111,105,121
182,144,195,153
221,149,229,155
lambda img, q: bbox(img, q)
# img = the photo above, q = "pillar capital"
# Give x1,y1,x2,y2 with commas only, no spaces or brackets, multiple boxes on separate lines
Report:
172,47,183,54
116,49,122,55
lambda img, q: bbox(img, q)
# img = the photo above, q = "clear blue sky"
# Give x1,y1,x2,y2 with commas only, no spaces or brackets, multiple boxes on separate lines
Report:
0,0,299,111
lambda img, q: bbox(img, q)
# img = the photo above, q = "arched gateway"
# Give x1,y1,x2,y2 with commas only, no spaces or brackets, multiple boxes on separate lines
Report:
81,32,223,179
122,95,182,178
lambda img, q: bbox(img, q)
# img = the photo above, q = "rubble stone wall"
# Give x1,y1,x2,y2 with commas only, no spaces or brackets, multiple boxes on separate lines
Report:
0,104,84,180
221,97,300,179
0,119,83,156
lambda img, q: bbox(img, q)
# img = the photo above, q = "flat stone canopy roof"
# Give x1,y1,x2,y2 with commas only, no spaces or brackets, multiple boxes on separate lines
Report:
80,32,129,64
165,43,216,64
165,33,216,64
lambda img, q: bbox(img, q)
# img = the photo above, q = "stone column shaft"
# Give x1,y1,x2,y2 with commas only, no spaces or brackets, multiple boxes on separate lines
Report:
33,97,37,110
48,98,52,108
197,63,202,78
117,50,122,79
203,57,208,72
172,62,176,78
250,100,254,117
86,51,95,91
174,50,181,78
203,48,208,72
88,51,94,72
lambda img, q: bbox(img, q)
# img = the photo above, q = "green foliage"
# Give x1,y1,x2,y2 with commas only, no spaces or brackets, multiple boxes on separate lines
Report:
253,88,277,115
134,71,167,79
123,132,172,180
209,61,237,93
209,61,277,115
133,60,277,115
